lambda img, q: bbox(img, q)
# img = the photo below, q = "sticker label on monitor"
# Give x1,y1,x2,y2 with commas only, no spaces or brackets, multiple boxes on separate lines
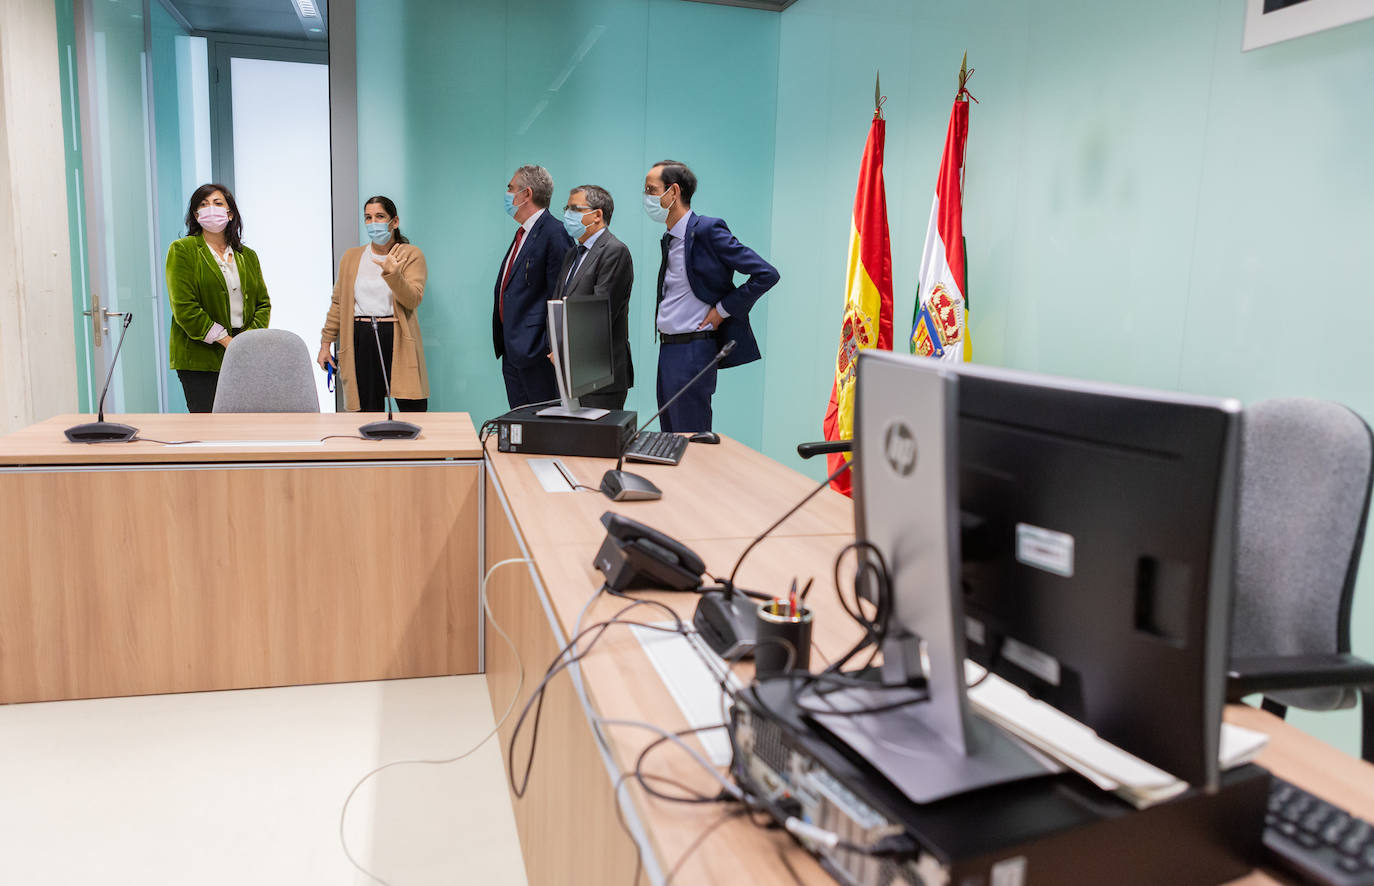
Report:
510,423,522,445
1015,523,1074,578
1002,638,1062,686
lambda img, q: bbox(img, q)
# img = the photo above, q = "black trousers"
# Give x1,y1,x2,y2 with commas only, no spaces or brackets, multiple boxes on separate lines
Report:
354,319,427,412
501,357,560,410
178,369,219,413
580,389,627,411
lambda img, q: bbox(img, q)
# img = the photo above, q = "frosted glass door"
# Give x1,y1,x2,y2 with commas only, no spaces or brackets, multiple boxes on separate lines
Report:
229,56,334,412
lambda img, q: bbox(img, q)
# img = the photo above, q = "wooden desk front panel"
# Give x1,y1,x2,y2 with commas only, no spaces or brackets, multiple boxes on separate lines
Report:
0,461,480,703
483,470,641,885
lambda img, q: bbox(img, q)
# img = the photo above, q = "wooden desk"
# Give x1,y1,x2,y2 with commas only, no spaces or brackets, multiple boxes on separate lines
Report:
484,437,1374,886
0,412,483,703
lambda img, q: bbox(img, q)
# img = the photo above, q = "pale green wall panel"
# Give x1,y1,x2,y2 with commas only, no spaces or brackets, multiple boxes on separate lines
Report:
769,0,1374,755
355,0,779,442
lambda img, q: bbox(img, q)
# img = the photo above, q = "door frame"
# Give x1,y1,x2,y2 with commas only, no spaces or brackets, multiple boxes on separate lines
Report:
204,35,327,193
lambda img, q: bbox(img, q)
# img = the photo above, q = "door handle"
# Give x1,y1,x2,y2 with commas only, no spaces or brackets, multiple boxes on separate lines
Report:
81,291,103,347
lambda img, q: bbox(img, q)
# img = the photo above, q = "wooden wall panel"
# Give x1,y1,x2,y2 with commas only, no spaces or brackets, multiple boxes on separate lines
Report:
0,461,479,703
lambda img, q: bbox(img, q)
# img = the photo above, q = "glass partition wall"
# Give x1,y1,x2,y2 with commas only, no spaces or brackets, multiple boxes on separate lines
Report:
61,0,332,413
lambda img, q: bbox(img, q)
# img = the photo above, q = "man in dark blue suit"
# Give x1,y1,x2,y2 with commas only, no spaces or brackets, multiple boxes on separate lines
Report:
644,160,779,432
493,165,575,408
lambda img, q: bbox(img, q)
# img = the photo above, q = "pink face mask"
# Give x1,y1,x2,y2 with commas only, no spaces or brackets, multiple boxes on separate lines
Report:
197,205,230,233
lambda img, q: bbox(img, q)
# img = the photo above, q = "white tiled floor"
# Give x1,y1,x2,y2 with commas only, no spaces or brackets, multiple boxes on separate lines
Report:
0,675,528,886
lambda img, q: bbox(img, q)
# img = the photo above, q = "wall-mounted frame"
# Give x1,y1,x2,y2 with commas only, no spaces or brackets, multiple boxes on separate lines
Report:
1243,0,1374,50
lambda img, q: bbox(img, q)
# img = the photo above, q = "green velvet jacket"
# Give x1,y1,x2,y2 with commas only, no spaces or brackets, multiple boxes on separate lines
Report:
166,234,271,372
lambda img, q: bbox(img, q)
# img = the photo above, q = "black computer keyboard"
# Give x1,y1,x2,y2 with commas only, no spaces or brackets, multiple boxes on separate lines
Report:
1266,776,1374,885
623,431,689,466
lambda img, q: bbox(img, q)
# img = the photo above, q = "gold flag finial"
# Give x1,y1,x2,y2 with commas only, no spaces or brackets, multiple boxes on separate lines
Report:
956,52,977,103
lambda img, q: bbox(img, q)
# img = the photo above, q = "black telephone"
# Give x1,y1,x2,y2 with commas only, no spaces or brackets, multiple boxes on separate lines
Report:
593,512,706,592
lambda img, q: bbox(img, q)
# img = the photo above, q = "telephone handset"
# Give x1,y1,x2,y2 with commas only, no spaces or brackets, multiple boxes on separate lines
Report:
593,512,706,592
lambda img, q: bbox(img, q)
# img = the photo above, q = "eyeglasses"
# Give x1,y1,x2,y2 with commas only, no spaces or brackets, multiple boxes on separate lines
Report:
563,205,592,213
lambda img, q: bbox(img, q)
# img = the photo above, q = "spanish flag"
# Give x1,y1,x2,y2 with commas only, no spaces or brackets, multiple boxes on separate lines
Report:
822,92,894,497
911,55,975,362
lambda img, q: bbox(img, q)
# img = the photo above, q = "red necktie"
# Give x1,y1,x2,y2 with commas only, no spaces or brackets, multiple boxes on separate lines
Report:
499,226,526,322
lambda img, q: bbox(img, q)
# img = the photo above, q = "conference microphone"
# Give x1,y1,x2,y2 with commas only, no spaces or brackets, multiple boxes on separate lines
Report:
357,316,421,440
600,339,736,502
65,312,139,443
796,439,851,460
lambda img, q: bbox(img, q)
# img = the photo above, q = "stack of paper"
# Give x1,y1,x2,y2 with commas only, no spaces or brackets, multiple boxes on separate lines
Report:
964,662,1269,809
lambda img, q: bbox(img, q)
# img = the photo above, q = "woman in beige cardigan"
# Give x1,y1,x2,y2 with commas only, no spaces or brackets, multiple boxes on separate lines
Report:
318,195,429,412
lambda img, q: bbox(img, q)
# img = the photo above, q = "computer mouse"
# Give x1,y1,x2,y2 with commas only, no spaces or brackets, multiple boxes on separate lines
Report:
688,432,720,444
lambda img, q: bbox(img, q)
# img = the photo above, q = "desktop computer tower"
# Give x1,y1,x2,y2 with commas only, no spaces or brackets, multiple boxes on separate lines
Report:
731,678,1269,886
492,405,636,458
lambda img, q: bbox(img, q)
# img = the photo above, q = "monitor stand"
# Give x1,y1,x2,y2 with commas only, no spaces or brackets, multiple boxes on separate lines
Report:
537,397,610,421
807,684,1056,804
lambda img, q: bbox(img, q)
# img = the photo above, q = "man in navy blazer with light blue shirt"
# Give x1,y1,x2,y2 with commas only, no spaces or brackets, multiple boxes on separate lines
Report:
493,164,575,409
644,160,779,433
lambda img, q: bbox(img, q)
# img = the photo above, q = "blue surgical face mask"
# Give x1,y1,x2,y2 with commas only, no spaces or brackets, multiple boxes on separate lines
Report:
504,190,526,219
365,222,392,246
643,189,673,225
562,208,590,241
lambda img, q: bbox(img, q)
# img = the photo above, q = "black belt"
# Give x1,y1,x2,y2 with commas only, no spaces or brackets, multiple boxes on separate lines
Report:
658,330,717,345
354,315,396,322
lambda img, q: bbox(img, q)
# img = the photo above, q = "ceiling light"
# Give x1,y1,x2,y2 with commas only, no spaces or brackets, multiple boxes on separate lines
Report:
294,0,320,18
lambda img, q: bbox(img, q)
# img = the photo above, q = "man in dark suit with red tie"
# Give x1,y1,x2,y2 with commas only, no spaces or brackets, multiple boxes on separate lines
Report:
493,165,575,409
643,160,779,432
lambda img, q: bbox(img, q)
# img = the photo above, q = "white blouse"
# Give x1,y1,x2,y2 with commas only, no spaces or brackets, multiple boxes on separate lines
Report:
353,250,394,317
203,243,244,343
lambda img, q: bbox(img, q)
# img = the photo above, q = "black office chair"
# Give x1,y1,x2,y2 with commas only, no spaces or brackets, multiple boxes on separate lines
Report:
1226,399,1374,761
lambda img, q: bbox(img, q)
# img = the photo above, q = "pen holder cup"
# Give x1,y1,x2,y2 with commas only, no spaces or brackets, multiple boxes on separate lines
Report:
754,603,813,679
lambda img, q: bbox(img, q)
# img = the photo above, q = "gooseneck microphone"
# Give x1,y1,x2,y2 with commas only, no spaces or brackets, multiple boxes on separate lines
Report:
358,316,422,440
599,339,736,502
65,312,139,443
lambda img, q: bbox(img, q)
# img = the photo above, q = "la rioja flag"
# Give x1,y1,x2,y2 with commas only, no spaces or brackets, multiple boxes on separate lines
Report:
911,55,975,362
822,88,894,497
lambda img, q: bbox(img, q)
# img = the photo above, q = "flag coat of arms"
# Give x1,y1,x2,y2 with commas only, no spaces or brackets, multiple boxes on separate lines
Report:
823,99,893,496
912,59,975,362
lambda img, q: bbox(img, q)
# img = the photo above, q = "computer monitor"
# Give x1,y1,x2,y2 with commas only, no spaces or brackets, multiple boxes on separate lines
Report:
539,296,615,420
853,350,1241,792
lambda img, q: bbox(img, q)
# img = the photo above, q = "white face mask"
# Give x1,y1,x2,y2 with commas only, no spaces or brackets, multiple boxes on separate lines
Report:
643,189,674,224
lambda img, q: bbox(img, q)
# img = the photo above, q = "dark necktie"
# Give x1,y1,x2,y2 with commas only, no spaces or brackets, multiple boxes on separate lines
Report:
566,244,588,290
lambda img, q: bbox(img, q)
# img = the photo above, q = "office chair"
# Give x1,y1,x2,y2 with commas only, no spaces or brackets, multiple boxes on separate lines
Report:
212,329,321,413
1227,398,1374,761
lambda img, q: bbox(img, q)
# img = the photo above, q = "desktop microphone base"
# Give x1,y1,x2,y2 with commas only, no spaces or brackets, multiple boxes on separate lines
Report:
358,419,422,440
64,421,139,443
599,469,662,502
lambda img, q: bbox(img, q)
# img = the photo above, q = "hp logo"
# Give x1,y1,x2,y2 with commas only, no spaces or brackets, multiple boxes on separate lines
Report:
884,421,917,476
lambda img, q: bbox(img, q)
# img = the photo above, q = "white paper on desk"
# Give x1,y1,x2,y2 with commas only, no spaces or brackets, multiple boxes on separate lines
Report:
178,439,325,447
630,624,740,767
964,661,1270,809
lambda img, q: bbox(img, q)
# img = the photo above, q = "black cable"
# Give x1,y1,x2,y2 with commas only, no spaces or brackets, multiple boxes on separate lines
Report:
726,458,851,591
663,808,747,885
130,436,201,445
632,724,732,805
319,434,368,442
506,599,690,799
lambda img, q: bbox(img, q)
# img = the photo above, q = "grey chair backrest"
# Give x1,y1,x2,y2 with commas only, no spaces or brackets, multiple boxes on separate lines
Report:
1232,398,1374,710
212,328,321,413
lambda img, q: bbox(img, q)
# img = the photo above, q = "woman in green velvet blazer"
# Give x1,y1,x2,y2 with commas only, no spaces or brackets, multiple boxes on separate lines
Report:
166,183,271,412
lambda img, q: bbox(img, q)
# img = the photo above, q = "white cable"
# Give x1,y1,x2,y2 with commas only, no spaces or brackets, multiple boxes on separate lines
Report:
339,557,531,886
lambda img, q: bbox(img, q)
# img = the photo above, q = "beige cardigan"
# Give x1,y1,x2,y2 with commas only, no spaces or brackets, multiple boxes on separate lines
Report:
322,244,429,411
